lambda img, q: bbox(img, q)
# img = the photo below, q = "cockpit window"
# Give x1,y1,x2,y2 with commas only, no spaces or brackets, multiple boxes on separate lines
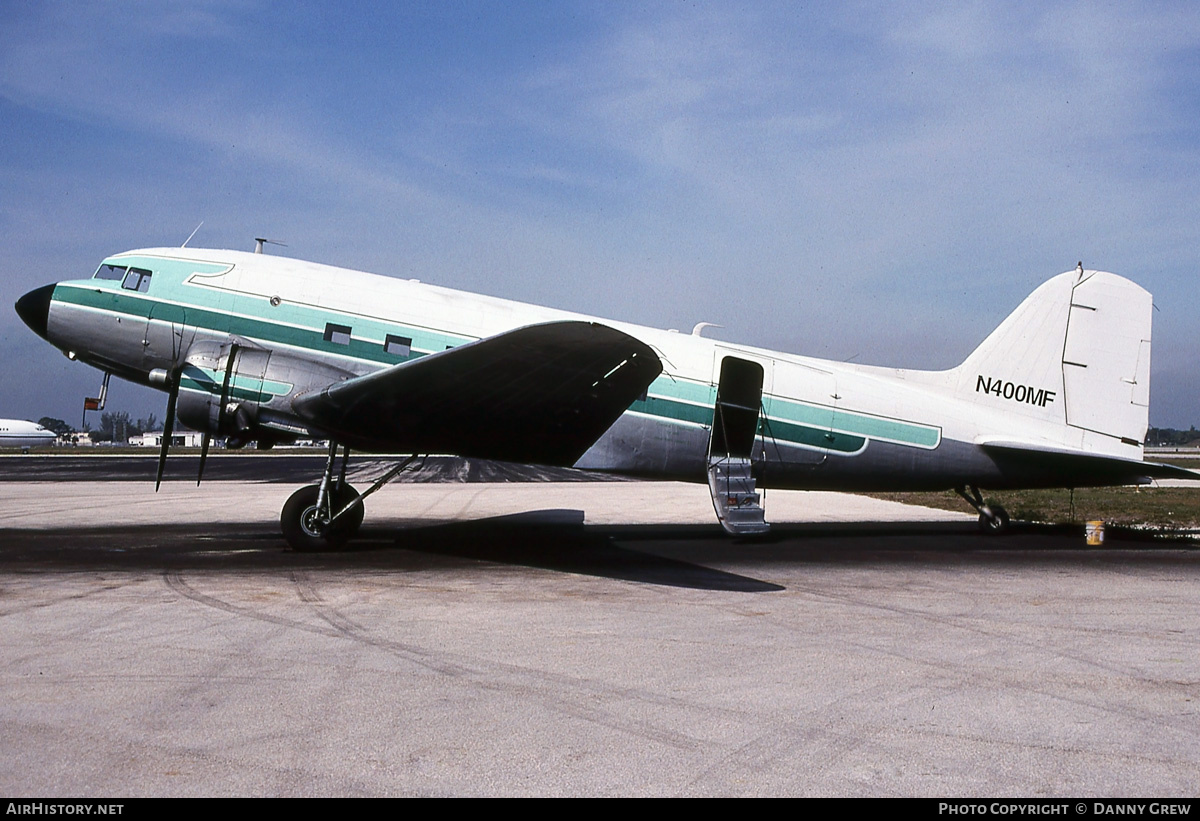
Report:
121,267,152,293
95,264,126,281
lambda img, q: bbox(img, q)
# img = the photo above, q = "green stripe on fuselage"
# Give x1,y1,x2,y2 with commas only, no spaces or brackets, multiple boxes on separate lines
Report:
639,376,939,451
629,393,867,454
56,282,429,367
767,394,939,448
57,263,940,455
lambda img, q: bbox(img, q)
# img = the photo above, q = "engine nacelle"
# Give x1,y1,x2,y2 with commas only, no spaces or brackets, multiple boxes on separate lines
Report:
176,339,357,443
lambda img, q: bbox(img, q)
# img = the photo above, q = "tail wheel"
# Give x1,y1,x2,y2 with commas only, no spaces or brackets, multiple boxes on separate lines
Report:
978,504,1010,535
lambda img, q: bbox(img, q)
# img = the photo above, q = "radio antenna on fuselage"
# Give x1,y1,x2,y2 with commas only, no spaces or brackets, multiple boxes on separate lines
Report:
254,237,288,254
691,322,723,337
181,221,204,248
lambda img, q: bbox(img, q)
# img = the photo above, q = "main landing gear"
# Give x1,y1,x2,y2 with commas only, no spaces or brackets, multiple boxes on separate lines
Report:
280,440,419,552
955,485,1010,534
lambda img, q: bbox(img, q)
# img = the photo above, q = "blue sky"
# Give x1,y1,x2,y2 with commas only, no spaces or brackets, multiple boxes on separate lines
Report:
1,1,1197,427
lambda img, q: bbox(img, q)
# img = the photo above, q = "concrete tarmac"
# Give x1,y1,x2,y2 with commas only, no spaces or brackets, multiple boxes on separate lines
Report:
1,464,1198,796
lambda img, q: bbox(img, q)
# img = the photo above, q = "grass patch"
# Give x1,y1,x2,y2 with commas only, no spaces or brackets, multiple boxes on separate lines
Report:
1152,456,1200,469
864,486,1200,530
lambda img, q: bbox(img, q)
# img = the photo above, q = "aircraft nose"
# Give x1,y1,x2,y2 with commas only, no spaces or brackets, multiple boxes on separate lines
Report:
15,283,55,340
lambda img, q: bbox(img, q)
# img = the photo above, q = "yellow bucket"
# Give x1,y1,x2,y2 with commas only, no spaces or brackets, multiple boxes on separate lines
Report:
1085,520,1105,546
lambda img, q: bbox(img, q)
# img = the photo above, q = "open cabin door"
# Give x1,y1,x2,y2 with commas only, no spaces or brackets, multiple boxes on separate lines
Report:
708,355,770,536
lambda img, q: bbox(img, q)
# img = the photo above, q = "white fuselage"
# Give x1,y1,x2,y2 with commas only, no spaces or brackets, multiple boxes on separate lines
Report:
0,420,55,449
29,248,1154,491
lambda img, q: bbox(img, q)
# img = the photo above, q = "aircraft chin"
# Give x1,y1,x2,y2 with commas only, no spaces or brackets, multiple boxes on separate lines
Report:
15,284,55,341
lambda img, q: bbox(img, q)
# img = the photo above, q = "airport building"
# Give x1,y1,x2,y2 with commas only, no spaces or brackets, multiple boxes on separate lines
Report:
129,430,207,448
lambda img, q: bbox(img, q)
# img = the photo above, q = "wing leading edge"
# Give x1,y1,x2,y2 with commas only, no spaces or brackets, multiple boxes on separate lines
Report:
294,320,663,465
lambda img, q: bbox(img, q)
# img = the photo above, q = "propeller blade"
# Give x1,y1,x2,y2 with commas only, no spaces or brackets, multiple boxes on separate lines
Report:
197,344,237,484
156,374,179,492
197,432,210,486
216,343,239,434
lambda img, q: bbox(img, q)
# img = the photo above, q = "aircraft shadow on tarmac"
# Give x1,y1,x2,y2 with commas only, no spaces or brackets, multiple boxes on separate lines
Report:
1,508,782,591
4,510,1196,591
366,509,784,592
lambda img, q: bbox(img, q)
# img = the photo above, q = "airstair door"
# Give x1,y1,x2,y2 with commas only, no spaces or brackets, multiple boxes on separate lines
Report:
707,355,770,535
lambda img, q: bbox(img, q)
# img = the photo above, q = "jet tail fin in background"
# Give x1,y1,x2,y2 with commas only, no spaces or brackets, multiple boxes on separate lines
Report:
952,269,1153,453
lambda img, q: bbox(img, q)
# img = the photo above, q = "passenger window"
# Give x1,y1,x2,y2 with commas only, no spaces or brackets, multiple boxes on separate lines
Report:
121,268,152,292
95,264,126,281
384,334,411,357
324,323,352,345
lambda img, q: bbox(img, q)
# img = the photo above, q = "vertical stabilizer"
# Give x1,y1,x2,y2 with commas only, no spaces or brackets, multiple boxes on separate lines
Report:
953,269,1152,450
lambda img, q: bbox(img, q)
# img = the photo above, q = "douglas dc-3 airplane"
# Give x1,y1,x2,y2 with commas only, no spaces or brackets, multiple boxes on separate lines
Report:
15,245,1195,550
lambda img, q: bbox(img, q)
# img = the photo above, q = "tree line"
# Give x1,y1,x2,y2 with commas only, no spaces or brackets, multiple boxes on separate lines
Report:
1146,426,1200,447
38,412,161,443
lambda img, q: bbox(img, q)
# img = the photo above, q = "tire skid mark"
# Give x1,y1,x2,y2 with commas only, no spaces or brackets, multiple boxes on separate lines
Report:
680,676,914,792
683,666,1200,793
163,569,469,676
164,570,343,640
683,591,1194,748
0,580,139,618
786,580,1190,683
687,723,865,794
171,567,705,750
284,570,701,749
289,570,370,639
686,702,1196,796
781,582,1199,735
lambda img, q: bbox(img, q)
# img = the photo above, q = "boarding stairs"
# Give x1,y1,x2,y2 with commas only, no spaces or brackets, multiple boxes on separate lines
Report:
707,357,770,536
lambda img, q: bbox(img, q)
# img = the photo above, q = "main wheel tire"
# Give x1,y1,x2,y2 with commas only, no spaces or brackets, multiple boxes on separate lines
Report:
978,504,1011,535
281,485,349,552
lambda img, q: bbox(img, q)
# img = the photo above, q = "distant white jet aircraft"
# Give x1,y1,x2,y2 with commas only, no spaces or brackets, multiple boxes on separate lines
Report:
0,419,55,449
15,247,1193,549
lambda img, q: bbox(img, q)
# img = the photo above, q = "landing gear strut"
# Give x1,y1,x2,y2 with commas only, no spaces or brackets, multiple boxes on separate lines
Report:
279,440,419,552
955,485,1010,534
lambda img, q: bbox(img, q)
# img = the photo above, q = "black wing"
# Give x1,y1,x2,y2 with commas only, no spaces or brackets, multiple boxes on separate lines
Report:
293,320,662,466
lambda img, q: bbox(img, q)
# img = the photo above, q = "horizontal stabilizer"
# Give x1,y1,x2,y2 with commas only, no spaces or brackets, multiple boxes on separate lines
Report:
978,438,1199,485
294,320,662,465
